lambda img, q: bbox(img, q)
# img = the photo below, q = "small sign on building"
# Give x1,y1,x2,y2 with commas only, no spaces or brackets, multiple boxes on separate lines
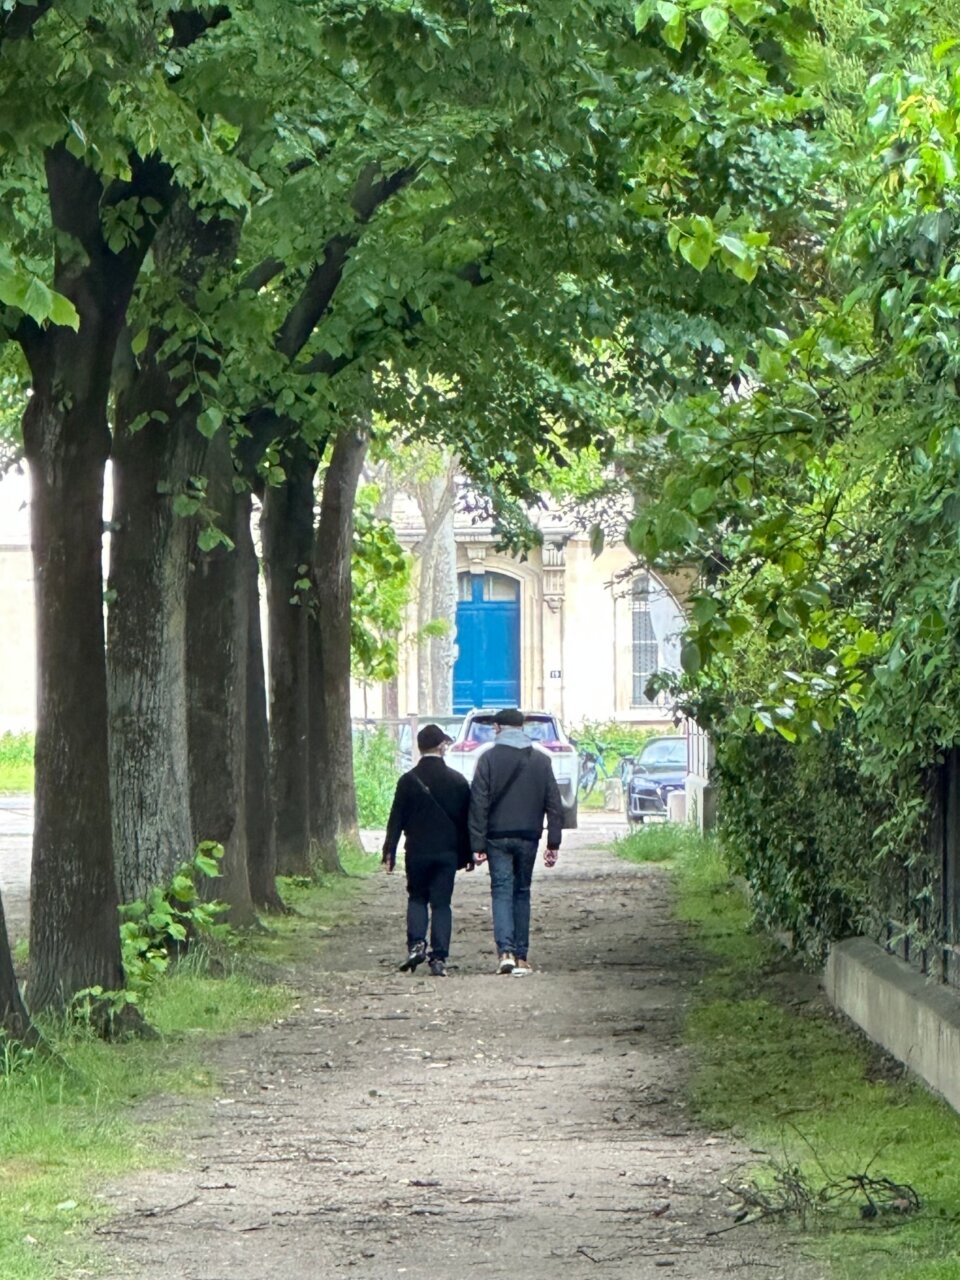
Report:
549,669,562,679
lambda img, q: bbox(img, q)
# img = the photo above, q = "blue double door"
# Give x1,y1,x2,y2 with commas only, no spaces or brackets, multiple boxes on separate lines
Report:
453,573,520,713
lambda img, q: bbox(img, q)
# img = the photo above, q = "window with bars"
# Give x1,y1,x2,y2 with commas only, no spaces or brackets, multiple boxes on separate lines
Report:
631,574,659,706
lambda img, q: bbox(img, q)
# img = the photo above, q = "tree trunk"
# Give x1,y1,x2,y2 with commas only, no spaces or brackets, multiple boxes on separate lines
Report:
186,433,256,927
19,144,172,1016
261,444,317,877
108,405,204,904
416,529,437,715
0,894,38,1046
241,498,283,911
306,607,336,873
108,202,237,904
24,396,125,1012
414,457,457,715
430,491,457,715
309,426,369,868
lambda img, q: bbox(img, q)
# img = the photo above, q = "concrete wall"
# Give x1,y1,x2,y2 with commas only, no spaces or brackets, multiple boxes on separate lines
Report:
824,936,960,1113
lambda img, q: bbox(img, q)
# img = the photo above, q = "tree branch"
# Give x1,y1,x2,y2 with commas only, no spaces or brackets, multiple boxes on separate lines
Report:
168,5,231,51
297,257,491,376
274,163,419,360
0,0,54,47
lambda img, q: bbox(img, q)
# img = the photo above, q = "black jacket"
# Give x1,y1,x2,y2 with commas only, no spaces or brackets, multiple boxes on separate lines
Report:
468,740,563,850
382,756,472,870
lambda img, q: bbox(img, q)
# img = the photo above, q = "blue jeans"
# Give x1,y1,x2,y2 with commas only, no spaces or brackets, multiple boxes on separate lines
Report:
486,838,538,959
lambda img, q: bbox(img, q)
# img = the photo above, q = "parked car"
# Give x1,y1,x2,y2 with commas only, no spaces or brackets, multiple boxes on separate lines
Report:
445,708,579,829
395,715,464,773
626,735,687,826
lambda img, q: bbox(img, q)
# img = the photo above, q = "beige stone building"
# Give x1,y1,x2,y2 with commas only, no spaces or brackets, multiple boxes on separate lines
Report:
374,495,691,732
0,467,691,741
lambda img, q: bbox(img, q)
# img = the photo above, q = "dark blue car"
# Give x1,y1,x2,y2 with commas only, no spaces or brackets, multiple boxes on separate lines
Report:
626,735,687,826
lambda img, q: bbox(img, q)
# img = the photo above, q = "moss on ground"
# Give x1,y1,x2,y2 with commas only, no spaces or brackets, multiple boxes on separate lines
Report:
615,825,960,1280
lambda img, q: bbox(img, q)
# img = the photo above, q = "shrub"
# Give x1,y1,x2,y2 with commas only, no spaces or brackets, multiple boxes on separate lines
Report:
569,719,665,759
713,723,880,961
353,728,399,828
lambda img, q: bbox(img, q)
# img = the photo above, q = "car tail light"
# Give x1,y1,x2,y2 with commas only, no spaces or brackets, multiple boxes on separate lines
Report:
540,742,575,753
447,741,482,753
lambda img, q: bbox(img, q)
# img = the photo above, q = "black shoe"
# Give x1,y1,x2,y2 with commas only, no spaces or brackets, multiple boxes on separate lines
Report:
399,941,427,973
428,958,447,977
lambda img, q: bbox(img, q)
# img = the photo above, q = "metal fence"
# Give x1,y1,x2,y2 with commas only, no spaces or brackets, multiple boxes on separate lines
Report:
882,750,960,988
352,715,464,772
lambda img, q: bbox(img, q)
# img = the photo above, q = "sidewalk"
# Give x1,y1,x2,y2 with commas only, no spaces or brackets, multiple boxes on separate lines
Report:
90,820,821,1280
0,793,32,943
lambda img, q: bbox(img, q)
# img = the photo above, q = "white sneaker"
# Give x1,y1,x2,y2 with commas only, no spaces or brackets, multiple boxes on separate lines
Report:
497,952,517,974
512,958,533,976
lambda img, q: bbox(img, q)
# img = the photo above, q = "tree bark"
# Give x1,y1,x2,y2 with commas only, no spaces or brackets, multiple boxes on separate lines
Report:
18,145,171,1014
108,203,237,905
309,426,369,868
414,457,457,715
108,400,204,904
0,894,38,1046
186,432,256,927
261,444,317,877
23,391,126,1012
430,495,457,715
241,497,283,911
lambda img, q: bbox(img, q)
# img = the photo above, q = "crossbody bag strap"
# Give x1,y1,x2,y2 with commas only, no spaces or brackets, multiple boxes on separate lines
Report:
411,773,459,833
488,749,531,817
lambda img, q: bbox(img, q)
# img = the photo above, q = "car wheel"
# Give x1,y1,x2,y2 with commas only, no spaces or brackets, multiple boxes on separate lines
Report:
562,799,578,830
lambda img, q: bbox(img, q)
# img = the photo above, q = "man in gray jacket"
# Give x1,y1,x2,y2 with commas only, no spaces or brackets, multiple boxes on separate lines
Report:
468,708,563,975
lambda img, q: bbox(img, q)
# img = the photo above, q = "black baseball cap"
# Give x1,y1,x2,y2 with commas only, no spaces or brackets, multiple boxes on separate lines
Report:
417,723,452,751
492,708,524,728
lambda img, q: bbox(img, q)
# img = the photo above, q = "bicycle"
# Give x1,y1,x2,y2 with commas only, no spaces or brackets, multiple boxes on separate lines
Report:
577,742,612,797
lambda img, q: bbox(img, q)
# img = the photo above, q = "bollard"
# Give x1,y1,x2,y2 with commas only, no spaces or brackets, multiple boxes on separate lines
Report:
667,790,686,824
603,778,624,813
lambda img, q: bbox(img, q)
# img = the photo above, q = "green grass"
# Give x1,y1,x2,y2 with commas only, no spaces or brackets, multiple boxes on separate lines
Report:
0,850,381,1278
613,825,960,1280
0,731,33,793
614,821,707,864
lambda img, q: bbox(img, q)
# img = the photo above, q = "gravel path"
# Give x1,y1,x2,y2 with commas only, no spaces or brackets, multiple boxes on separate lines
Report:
82,816,823,1280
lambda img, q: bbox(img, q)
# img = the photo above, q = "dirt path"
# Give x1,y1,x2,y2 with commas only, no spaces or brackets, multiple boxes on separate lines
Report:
94,818,823,1280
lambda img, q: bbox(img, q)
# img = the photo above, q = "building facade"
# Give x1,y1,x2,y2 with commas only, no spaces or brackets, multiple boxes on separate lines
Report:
375,497,691,732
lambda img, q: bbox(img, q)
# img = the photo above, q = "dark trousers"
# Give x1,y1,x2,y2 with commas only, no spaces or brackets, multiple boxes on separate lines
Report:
405,852,457,960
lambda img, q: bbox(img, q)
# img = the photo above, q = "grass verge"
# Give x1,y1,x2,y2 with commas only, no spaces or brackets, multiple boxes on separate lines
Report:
0,851,380,1279
614,825,960,1280
0,730,33,794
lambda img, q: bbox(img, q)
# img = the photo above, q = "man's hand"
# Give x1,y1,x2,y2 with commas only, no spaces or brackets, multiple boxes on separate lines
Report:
473,850,487,865
543,847,559,868
382,856,395,875
464,859,476,873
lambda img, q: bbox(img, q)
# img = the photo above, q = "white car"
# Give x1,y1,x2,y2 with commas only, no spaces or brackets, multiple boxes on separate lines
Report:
445,709,579,829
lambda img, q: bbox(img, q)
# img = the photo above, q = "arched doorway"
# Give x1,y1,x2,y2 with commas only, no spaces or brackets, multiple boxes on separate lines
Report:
453,572,520,712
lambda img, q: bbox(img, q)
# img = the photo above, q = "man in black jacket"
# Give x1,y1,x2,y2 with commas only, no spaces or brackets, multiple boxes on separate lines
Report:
382,723,472,977
468,708,563,975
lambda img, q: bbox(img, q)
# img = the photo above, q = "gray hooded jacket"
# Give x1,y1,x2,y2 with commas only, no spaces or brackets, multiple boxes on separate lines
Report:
468,728,563,850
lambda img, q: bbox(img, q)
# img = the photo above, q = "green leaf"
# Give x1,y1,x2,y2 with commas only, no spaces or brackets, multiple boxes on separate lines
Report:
700,6,730,39
197,406,224,438
634,0,657,29
198,526,234,552
679,234,712,271
661,9,687,50
689,485,717,515
681,639,701,676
